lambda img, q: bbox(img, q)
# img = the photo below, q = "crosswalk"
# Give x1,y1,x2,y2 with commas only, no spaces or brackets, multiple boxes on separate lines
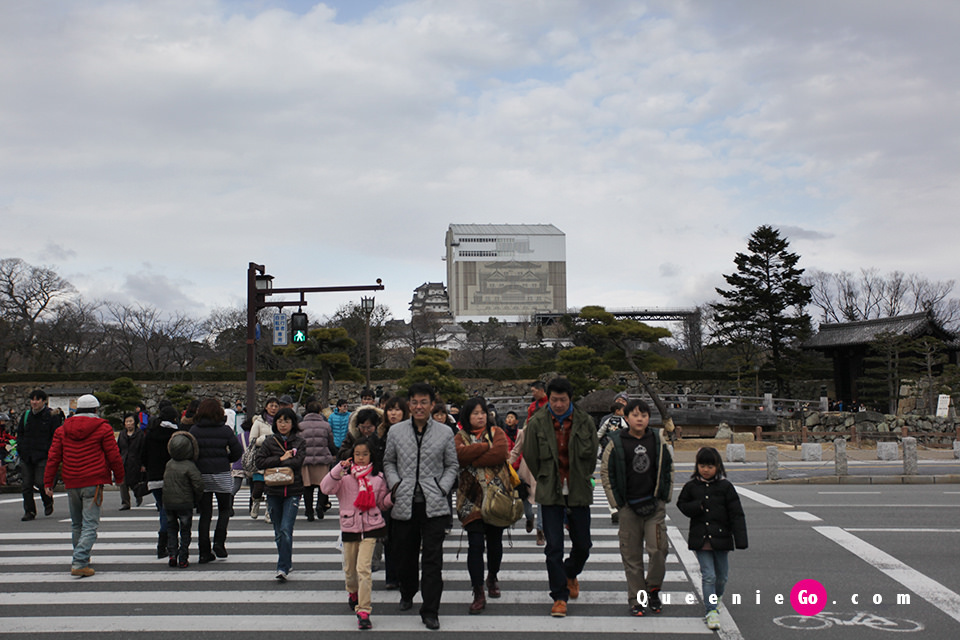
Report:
0,485,729,637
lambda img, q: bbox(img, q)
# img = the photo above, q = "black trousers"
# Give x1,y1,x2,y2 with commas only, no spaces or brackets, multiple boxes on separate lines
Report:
198,492,232,555
20,459,53,515
465,520,504,587
393,502,447,618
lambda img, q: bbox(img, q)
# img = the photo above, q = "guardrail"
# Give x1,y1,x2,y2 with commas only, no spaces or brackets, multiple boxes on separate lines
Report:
753,424,960,447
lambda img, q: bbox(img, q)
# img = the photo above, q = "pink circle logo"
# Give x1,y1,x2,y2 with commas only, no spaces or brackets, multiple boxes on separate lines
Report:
790,579,827,616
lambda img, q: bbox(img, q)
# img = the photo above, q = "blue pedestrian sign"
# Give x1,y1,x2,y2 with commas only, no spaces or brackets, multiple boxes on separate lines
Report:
272,313,288,346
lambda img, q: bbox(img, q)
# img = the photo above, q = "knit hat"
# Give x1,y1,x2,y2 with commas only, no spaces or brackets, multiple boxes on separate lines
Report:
76,394,100,410
614,392,629,403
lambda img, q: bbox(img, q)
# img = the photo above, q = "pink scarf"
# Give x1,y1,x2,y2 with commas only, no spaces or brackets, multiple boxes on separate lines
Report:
351,463,376,511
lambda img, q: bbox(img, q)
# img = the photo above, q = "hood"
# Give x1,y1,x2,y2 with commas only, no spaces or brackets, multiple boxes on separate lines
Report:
300,413,330,428
348,404,383,438
167,430,199,461
62,415,110,440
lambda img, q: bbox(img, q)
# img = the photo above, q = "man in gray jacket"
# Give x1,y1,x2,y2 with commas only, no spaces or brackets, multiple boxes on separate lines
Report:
383,382,459,630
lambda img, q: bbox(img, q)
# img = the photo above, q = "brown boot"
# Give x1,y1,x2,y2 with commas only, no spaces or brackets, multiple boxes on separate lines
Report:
485,575,500,598
469,585,486,614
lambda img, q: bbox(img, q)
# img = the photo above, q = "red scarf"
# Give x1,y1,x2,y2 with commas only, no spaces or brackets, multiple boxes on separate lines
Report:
351,463,376,511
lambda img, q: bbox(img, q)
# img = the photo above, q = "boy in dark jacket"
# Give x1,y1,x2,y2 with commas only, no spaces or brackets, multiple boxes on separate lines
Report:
163,431,204,568
600,398,673,617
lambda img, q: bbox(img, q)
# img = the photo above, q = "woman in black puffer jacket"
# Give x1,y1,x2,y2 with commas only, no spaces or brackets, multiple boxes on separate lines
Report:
141,402,181,558
189,398,243,563
255,407,306,581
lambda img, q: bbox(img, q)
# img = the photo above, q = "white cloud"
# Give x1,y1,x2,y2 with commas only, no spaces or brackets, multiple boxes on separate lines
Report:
1,0,958,322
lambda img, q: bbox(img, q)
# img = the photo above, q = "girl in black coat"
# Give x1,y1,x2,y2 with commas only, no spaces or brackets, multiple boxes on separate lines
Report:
677,447,748,630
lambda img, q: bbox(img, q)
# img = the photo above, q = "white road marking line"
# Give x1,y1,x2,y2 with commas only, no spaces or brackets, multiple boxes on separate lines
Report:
844,528,960,533
817,491,881,494
0,589,697,606
0,552,662,565
734,487,793,509
814,525,960,625
0,569,692,584
666,526,745,640
0,614,714,634
784,511,822,522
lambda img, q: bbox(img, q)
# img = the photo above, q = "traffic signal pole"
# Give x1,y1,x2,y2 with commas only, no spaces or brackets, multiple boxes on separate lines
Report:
245,262,383,419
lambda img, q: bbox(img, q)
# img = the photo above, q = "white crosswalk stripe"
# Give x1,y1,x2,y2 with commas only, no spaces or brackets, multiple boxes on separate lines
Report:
0,486,718,636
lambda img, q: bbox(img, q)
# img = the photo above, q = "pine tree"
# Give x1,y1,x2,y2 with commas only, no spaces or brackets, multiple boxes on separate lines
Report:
712,225,812,396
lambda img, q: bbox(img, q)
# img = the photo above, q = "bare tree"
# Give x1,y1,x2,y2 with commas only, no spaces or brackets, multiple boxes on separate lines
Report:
103,303,204,371
0,258,76,370
35,298,107,372
806,269,958,329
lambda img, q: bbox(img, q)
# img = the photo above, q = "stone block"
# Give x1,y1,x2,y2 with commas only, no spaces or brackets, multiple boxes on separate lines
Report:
954,440,960,460
732,432,755,443
834,438,848,476
805,413,821,428
726,443,746,463
715,423,734,440
870,475,902,484
902,475,935,484
877,442,898,460
838,475,871,484
903,437,918,475
766,446,779,481
801,443,822,461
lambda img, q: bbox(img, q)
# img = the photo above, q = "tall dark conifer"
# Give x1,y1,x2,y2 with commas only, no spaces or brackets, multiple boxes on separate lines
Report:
713,225,812,396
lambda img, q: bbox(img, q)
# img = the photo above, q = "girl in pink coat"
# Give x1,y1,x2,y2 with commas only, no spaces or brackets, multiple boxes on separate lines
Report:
320,437,392,630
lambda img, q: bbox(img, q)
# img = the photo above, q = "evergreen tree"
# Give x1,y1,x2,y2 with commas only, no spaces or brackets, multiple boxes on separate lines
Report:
555,346,613,399
396,347,466,405
712,225,812,396
280,328,363,405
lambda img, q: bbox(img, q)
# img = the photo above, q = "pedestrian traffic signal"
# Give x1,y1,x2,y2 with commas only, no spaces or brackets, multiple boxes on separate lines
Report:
291,312,308,343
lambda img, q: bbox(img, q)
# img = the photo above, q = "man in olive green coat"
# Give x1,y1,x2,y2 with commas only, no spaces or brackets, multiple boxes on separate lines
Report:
522,377,599,618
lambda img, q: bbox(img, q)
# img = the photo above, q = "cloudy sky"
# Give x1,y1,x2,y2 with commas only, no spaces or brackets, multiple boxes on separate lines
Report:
2,0,958,323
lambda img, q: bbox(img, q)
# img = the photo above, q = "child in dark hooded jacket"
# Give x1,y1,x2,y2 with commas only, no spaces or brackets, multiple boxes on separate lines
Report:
163,431,204,568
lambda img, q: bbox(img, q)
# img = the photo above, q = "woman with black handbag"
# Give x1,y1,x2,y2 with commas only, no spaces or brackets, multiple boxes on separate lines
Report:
454,396,512,615
255,406,306,580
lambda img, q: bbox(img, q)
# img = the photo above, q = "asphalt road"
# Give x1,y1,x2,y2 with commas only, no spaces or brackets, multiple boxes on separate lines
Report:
1,480,957,639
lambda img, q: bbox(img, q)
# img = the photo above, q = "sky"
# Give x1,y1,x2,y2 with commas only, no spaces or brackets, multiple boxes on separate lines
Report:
2,0,958,324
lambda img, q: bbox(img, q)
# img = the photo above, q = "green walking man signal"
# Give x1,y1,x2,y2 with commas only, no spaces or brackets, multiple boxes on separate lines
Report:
291,312,308,343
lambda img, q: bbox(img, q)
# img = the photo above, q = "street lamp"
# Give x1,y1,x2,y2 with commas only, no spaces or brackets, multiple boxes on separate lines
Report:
361,296,375,387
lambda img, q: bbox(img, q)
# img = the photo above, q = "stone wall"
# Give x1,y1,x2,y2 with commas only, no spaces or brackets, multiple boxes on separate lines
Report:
783,411,959,444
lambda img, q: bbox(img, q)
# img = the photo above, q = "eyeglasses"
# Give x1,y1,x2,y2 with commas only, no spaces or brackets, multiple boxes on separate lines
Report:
409,399,433,407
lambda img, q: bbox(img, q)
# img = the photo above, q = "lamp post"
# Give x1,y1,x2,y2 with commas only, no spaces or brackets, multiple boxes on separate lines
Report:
361,296,375,387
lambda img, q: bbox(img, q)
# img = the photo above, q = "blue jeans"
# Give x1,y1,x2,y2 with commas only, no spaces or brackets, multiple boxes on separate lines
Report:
541,504,592,602
266,494,300,573
697,549,729,614
67,486,102,569
151,488,167,533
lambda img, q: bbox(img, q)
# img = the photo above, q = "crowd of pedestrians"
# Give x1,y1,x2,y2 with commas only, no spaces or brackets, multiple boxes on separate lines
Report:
12,379,749,633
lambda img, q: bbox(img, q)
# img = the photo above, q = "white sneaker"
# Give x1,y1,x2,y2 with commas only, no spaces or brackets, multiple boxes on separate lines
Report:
275,570,287,581
705,609,720,630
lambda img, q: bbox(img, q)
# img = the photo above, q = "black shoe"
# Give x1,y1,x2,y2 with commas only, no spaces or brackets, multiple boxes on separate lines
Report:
44,504,54,516
198,553,216,564
398,599,413,611
168,556,177,568
213,543,228,558
357,612,372,630
649,587,662,614
385,582,399,590
119,505,130,511
630,604,646,616
136,497,143,507
611,511,619,524
21,513,35,522
422,616,440,630
306,513,315,522
316,509,324,520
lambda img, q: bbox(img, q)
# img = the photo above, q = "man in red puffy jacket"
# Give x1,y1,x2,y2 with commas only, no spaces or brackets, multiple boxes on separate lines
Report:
44,394,124,578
